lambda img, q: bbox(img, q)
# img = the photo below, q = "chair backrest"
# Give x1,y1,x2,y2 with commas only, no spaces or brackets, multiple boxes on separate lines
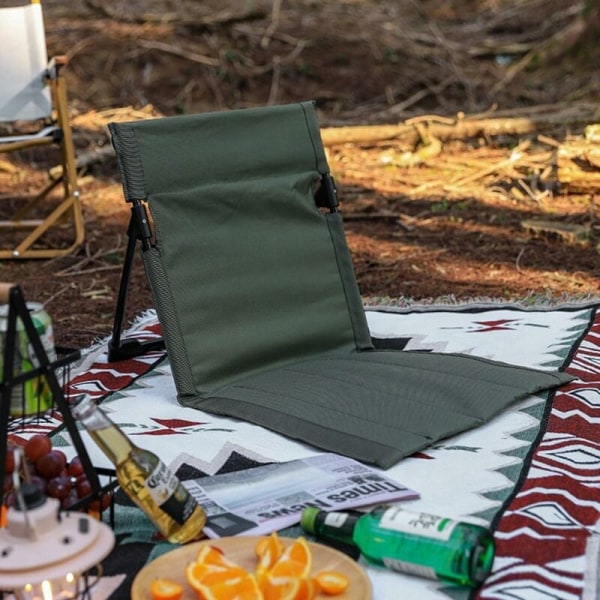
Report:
0,1,52,122
110,102,373,396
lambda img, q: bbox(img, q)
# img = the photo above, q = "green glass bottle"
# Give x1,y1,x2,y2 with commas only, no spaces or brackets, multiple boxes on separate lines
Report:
301,505,495,587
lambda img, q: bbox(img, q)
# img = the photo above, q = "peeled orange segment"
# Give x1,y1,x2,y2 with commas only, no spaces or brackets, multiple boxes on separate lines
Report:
149,578,184,600
314,570,350,595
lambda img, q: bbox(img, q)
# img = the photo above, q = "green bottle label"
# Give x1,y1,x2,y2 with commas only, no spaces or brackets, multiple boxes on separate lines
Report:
379,507,457,541
324,512,350,528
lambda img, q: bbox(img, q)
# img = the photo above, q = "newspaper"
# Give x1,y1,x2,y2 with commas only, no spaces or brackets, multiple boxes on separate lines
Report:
183,453,419,538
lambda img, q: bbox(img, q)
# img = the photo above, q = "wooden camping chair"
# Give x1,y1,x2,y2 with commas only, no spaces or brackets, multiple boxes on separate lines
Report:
0,0,84,259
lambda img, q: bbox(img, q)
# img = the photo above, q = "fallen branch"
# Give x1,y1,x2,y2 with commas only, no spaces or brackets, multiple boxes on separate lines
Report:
321,103,600,147
56,239,124,276
137,40,220,67
49,145,115,179
322,116,536,147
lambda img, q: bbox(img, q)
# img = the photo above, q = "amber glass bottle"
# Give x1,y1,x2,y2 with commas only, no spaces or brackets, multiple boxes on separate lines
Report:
73,397,206,543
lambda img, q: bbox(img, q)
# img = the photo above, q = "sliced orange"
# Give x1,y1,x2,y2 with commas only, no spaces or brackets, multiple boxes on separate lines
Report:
195,545,241,569
282,538,311,569
290,576,317,600
254,535,271,559
268,559,308,580
268,538,312,580
255,532,285,560
186,562,223,591
261,575,317,600
314,571,350,596
149,577,184,600
186,561,248,590
198,573,263,600
255,532,285,573
261,576,299,600
184,536,349,599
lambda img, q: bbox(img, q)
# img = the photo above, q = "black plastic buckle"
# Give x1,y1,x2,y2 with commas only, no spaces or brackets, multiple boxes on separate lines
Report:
315,173,339,213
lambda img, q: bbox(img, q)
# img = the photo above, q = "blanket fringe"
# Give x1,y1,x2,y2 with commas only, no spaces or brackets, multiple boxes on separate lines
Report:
363,292,600,312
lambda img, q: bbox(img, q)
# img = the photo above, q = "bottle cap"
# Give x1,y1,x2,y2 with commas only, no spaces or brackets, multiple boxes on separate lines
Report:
300,507,321,534
470,533,495,582
71,395,95,420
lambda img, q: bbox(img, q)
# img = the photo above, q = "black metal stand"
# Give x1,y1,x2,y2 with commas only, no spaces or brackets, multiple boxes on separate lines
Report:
0,284,116,513
108,200,165,362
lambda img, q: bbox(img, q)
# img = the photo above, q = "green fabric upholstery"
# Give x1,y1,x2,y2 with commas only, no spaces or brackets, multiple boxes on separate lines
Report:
109,102,572,468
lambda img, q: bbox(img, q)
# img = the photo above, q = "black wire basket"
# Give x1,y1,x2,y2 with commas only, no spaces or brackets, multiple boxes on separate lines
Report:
1,284,117,524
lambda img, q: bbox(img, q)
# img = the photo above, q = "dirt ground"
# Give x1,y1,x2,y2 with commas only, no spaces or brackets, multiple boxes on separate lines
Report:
2,0,600,350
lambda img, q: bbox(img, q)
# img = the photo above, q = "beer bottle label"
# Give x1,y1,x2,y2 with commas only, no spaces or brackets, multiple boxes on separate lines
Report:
145,461,197,525
379,507,456,541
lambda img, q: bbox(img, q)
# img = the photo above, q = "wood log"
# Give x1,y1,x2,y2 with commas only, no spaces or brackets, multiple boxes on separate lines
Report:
521,218,591,243
321,118,537,148
321,103,600,148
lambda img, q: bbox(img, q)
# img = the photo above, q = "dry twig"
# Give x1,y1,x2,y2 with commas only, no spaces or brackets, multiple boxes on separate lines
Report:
56,240,124,277
137,40,220,67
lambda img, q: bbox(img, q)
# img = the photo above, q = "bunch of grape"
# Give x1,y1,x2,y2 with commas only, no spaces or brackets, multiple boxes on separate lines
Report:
3,434,111,513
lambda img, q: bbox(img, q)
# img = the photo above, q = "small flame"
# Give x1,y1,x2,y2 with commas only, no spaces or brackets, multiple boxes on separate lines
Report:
41,579,53,600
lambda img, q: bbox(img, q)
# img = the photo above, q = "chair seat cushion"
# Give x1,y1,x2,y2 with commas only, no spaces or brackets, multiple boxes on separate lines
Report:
182,349,573,469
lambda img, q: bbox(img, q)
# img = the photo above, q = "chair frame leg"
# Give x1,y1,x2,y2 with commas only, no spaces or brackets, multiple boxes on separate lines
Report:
107,200,165,362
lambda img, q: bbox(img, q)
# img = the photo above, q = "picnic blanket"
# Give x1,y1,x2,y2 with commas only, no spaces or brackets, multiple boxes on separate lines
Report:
24,302,600,600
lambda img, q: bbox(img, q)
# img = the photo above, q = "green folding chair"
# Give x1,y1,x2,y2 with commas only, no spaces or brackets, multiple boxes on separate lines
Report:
107,102,571,469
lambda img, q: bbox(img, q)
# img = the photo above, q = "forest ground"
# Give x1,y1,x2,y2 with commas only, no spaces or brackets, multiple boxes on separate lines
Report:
2,0,600,348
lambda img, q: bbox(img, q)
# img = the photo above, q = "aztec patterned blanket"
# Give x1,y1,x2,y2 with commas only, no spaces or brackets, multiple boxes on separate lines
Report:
19,303,600,600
